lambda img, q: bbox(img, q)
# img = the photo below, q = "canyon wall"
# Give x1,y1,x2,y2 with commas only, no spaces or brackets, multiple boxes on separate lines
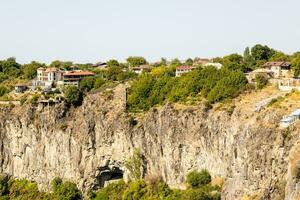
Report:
0,84,299,200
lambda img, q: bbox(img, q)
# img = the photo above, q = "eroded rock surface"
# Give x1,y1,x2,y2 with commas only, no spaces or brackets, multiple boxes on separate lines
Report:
0,84,299,200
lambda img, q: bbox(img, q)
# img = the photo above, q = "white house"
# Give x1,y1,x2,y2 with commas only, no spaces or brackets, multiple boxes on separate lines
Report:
175,66,196,77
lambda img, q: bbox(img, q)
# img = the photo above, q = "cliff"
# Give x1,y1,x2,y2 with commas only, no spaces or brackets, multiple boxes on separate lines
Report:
0,84,299,200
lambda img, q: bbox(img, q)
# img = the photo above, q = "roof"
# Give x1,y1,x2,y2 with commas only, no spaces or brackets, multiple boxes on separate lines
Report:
45,67,59,72
176,66,195,70
63,71,95,76
262,62,291,68
132,65,151,70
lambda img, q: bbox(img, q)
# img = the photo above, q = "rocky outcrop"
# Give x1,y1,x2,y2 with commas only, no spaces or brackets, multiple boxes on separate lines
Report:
0,84,299,199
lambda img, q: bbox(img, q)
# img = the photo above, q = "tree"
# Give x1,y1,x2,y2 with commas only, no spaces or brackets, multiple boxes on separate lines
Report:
23,61,45,80
222,54,245,72
170,58,182,67
0,86,8,97
63,86,83,106
0,57,22,77
126,56,147,67
243,47,254,70
107,59,120,67
50,60,73,70
94,77,105,89
251,44,275,61
292,54,300,77
269,51,290,62
185,58,194,66
80,77,95,92
51,178,82,200
186,170,211,188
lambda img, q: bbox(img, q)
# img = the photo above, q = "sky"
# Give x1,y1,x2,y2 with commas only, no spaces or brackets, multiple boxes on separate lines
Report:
0,0,299,64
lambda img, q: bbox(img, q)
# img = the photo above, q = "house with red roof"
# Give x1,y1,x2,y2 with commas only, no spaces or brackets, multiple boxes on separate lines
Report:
175,66,196,77
63,70,95,86
33,68,95,89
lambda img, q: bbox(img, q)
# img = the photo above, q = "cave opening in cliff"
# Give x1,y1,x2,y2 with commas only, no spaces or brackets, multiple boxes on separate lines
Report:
94,166,124,189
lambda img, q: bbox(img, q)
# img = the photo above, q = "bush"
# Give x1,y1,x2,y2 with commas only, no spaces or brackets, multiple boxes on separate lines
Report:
80,77,95,92
94,77,106,89
127,67,248,111
124,149,144,180
63,86,83,106
0,86,8,97
52,180,82,200
255,74,268,89
186,170,211,188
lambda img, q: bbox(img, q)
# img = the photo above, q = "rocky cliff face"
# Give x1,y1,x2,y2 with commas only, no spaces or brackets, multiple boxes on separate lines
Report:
0,85,299,200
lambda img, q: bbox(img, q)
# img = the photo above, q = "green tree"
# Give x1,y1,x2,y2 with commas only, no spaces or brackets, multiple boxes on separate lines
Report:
126,57,147,67
0,57,22,78
222,54,245,72
0,86,8,97
251,44,275,61
50,60,73,70
269,51,290,62
185,58,194,66
107,59,120,67
80,76,95,92
207,71,247,103
170,58,182,67
63,86,83,106
51,178,82,200
243,47,254,70
186,170,211,188
23,61,45,80
94,77,106,89
292,54,300,77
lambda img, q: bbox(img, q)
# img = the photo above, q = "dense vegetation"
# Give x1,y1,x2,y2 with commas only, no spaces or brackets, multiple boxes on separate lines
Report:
1,44,300,108
90,172,220,200
126,66,248,111
0,175,82,200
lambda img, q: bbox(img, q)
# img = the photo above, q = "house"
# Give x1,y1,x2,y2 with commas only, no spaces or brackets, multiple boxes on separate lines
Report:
175,66,196,77
262,61,292,78
280,109,300,128
33,67,64,88
195,59,210,65
15,84,28,93
93,62,107,69
63,70,95,86
204,62,223,69
245,68,274,83
132,65,151,75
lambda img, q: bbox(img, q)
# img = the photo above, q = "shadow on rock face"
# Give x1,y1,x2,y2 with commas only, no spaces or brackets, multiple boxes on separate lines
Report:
93,166,124,190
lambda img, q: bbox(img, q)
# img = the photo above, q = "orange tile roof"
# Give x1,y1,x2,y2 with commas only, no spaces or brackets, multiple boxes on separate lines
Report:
176,66,195,70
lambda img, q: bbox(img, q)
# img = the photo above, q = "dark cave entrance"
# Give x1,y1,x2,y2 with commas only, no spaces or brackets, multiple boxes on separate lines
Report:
94,166,124,190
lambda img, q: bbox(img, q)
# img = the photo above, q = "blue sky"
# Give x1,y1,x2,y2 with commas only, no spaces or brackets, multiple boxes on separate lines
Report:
0,0,299,64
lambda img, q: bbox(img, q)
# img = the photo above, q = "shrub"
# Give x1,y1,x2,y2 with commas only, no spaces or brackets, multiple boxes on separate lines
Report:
51,178,82,200
31,94,40,103
94,77,105,89
63,86,83,106
186,170,212,188
80,77,95,92
255,74,268,89
92,180,126,200
122,180,147,200
124,149,144,180
0,86,8,97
